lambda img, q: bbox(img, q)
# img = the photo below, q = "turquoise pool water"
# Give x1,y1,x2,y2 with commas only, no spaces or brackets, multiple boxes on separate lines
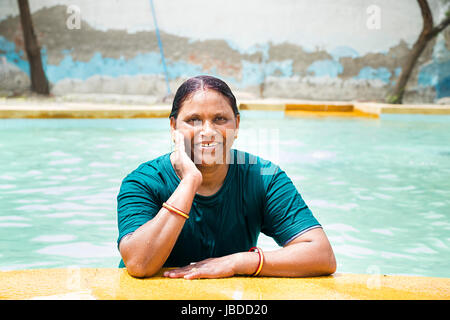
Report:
1,112,449,277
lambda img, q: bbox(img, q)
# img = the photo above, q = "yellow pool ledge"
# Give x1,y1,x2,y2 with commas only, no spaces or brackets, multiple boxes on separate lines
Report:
0,268,448,300
2,98,450,118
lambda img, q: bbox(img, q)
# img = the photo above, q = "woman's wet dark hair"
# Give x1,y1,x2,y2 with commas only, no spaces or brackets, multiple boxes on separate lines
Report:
169,75,239,119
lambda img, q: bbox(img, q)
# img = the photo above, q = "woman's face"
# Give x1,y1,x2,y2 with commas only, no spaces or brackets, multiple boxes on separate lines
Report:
170,89,240,166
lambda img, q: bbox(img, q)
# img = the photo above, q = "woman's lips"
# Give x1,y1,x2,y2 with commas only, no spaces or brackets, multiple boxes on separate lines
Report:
195,141,219,149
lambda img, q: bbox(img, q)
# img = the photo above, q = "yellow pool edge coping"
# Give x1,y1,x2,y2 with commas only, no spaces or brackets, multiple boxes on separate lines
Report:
0,98,450,118
0,268,449,300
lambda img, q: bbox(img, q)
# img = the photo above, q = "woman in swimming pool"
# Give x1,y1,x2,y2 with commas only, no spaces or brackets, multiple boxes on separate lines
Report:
117,75,336,279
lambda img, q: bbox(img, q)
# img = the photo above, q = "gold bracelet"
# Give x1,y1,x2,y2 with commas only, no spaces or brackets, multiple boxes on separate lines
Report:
249,247,264,276
162,202,189,219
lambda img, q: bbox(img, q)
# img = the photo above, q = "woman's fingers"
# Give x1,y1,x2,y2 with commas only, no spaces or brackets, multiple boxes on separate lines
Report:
174,130,186,154
163,260,205,278
172,130,182,163
171,130,202,182
172,130,190,168
163,264,197,278
163,257,234,280
182,266,223,280
164,267,212,280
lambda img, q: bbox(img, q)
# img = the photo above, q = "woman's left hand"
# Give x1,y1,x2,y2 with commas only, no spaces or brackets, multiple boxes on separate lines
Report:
163,254,240,280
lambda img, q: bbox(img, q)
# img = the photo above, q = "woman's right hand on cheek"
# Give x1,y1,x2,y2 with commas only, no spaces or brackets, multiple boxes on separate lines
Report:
172,130,202,186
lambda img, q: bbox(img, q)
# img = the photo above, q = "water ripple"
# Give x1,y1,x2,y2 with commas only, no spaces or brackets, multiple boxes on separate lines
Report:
36,242,118,258
31,235,77,242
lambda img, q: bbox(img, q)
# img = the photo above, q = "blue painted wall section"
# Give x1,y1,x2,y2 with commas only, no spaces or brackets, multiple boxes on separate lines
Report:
46,52,205,83
1,34,449,98
355,66,392,83
307,60,343,78
417,39,450,98
0,36,29,75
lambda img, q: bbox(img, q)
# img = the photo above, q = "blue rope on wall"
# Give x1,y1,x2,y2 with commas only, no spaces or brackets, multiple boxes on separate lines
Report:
149,0,171,95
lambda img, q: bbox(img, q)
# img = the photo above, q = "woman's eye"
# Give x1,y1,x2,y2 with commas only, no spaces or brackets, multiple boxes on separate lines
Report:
186,117,226,124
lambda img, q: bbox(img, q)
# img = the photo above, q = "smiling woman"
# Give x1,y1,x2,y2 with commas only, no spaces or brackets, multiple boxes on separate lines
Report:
169,76,240,194
117,75,336,279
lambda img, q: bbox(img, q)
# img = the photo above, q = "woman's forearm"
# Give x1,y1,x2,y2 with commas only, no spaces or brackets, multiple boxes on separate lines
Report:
163,228,336,280
235,228,336,277
119,174,201,277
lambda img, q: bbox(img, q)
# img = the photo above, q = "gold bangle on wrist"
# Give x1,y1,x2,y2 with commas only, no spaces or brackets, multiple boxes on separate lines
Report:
249,247,264,276
162,202,189,219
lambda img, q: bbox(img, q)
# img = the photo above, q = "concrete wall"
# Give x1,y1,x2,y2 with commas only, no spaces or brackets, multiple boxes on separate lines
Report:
1,0,449,102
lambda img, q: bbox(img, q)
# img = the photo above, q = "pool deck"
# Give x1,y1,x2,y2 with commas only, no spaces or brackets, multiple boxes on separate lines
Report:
1,97,450,118
0,268,449,300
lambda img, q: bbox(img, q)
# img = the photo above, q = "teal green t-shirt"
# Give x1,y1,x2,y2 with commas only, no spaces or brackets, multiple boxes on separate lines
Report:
117,149,321,268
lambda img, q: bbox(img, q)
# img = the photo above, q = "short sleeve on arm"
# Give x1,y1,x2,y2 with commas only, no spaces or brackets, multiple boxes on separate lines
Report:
116,171,161,247
261,166,321,247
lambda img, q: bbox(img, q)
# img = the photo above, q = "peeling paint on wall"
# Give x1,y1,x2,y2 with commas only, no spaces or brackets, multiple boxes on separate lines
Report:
417,38,450,98
0,36,29,75
355,66,391,83
0,2,449,102
307,60,343,78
